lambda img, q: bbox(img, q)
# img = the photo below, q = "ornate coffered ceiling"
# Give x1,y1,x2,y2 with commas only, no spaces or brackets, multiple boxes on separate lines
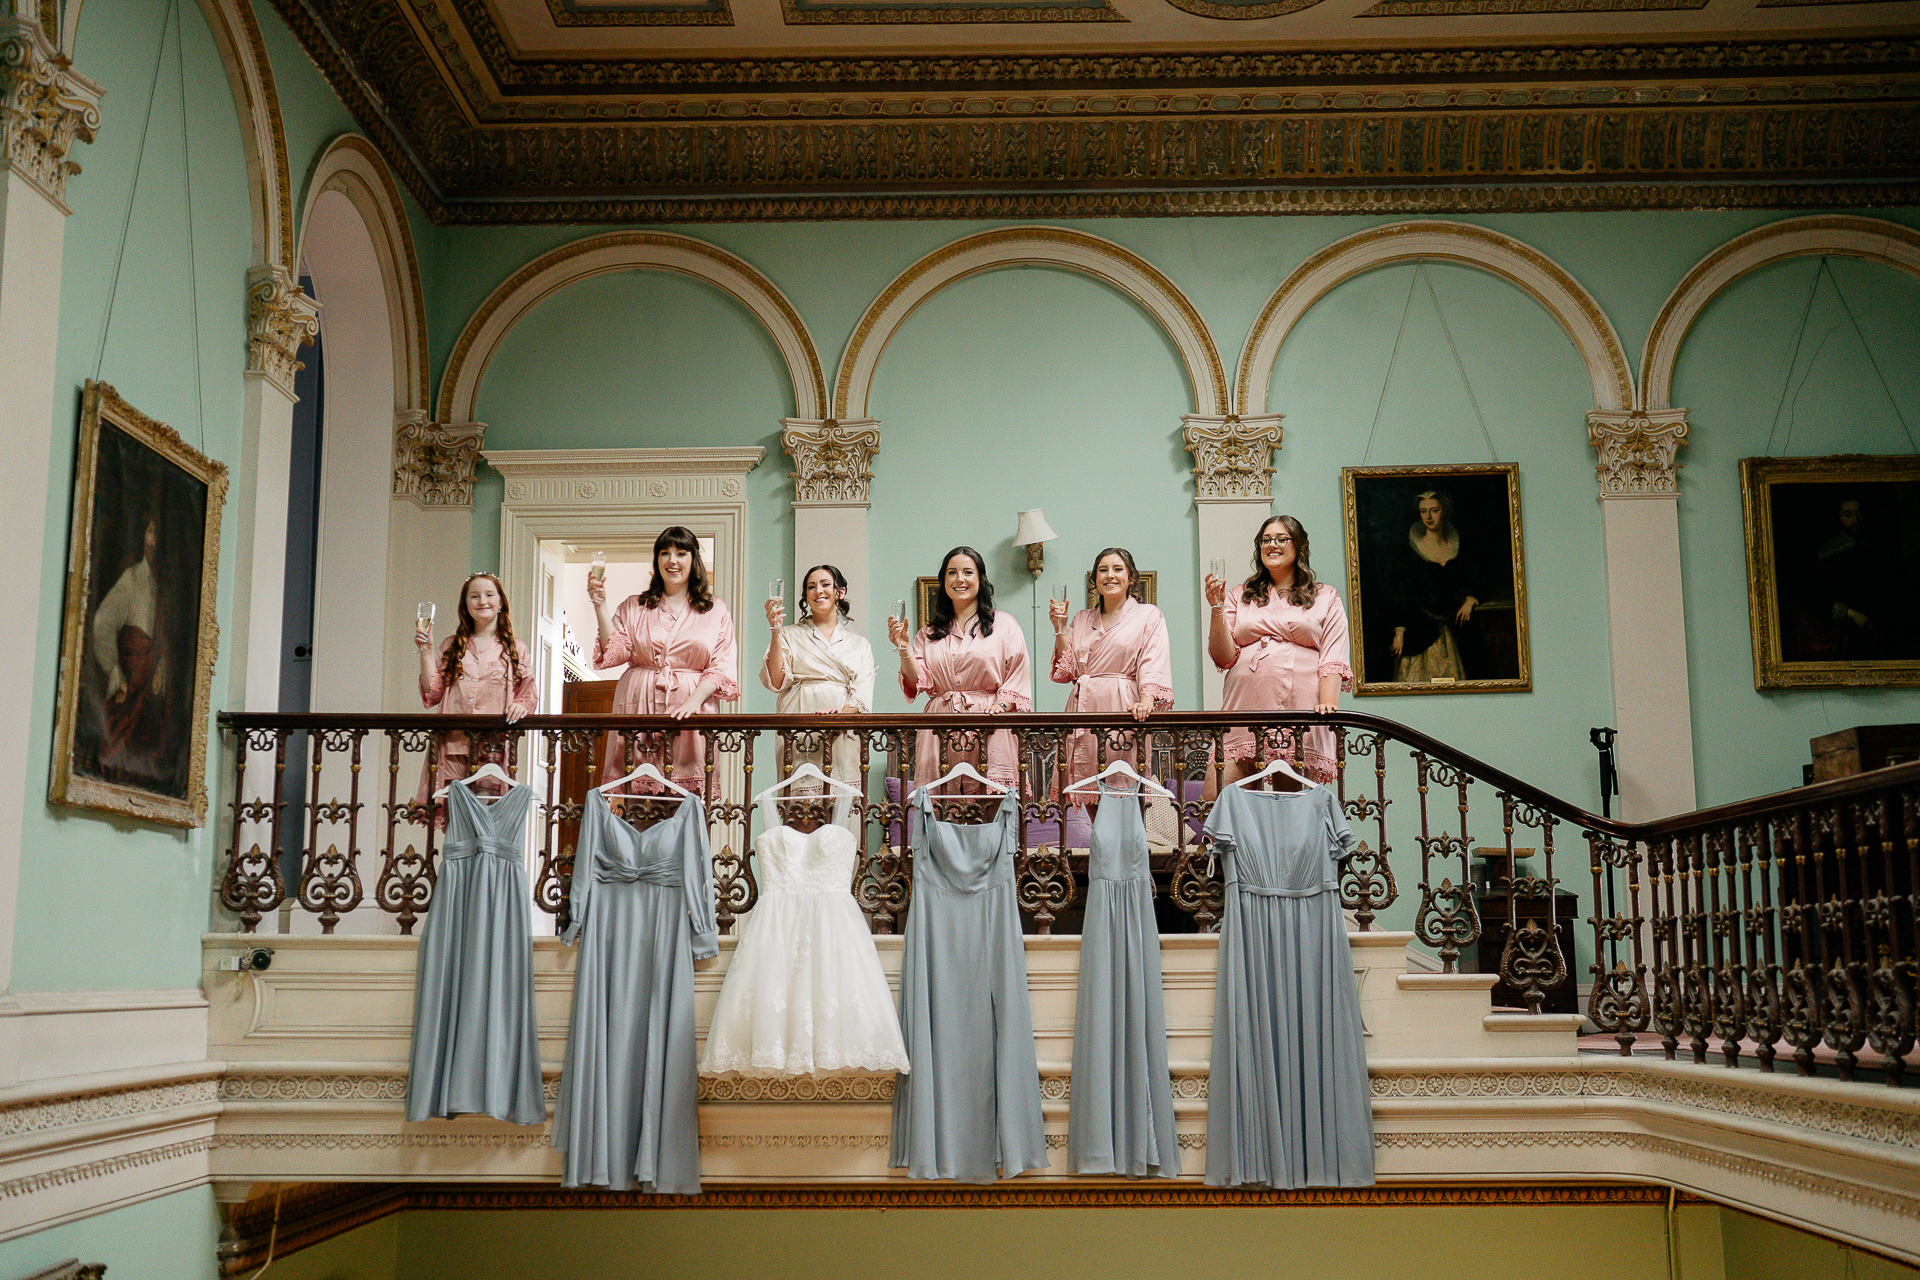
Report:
266,0,1920,221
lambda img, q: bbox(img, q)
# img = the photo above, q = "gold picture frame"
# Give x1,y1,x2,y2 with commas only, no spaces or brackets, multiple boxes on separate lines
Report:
1740,454,1920,690
1341,462,1531,696
49,382,228,826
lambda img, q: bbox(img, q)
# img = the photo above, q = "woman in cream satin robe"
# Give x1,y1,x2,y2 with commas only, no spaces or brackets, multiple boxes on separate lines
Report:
761,564,877,830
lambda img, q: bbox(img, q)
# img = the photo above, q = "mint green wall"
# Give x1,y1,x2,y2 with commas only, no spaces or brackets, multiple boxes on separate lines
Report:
440,210,1919,822
1672,255,1920,806
0,1185,221,1280
17,0,256,992
469,268,796,712
863,266,1193,711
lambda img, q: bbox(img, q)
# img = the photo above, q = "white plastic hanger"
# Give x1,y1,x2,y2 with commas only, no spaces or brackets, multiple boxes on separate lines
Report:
433,760,516,801
751,761,861,806
599,758,694,799
1228,753,1319,791
909,760,1009,800
1062,759,1174,799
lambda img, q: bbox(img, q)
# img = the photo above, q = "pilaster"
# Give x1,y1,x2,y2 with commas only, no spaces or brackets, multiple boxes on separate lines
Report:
229,267,318,711
1183,414,1284,709
386,415,485,711
0,16,97,994
1587,408,1697,820
781,418,879,629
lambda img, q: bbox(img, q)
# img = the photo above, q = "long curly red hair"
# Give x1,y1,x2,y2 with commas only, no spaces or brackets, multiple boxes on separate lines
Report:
440,572,524,690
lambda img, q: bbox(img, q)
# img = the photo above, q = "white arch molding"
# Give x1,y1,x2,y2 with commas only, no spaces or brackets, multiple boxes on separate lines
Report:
1235,220,1633,417
437,231,828,425
833,226,1228,420
1640,215,1920,412
298,135,429,416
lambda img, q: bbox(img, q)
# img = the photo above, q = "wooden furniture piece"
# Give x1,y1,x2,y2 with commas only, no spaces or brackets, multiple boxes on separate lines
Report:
1809,723,1920,783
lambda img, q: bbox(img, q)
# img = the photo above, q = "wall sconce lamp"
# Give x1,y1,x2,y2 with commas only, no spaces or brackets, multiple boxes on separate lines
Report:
1013,508,1059,577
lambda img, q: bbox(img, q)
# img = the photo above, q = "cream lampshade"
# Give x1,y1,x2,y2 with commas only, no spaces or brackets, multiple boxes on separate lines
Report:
1013,509,1059,575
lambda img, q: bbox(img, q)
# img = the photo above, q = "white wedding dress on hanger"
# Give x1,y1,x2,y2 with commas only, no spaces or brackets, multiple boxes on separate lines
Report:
700,799,910,1077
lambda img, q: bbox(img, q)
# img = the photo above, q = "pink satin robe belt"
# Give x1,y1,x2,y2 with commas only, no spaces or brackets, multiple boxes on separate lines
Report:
594,595,740,789
1215,582,1354,782
1049,598,1175,789
413,636,538,813
900,610,1031,791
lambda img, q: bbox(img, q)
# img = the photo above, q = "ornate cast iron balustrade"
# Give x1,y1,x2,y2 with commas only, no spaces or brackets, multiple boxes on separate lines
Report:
213,711,1918,1084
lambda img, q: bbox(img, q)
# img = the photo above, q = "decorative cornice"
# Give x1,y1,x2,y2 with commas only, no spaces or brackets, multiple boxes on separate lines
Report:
0,17,101,211
781,419,881,505
246,0,1920,225
416,21,1920,93
777,0,1124,22
429,180,1920,225
1165,0,1329,17
1586,408,1690,498
245,264,321,396
543,0,733,24
1363,0,1705,13
393,415,486,508
1183,414,1285,501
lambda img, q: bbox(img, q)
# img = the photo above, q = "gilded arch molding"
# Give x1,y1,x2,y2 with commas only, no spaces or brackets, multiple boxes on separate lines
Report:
190,0,295,275
1640,214,1920,412
437,231,828,424
299,135,429,414
1235,221,1633,416
833,227,1228,420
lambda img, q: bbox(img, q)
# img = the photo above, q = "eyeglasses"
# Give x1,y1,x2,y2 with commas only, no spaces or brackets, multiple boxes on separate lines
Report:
1258,535,1294,547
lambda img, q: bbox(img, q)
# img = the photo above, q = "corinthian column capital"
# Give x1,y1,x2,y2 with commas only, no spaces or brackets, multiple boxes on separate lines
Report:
1587,408,1690,499
246,265,321,397
1182,414,1285,502
781,417,881,506
393,414,486,509
0,17,102,211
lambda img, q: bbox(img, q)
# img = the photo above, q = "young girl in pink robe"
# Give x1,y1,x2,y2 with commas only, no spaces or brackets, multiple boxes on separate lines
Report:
1049,547,1174,790
412,573,538,819
589,528,739,793
1207,516,1352,784
888,546,1032,792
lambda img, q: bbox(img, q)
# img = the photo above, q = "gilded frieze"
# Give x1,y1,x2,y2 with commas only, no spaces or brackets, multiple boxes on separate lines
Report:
777,0,1124,23
541,0,733,24
255,0,1920,223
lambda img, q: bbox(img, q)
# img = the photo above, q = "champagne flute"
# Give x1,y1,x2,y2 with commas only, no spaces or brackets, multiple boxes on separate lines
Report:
892,598,909,649
588,550,606,586
415,600,435,630
1208,557,1226,585
770,578,786,623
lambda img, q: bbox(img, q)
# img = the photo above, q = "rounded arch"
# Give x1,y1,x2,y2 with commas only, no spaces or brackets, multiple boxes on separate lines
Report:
298,135,428,413
834,227,1227,420
438,232,827,424
1640,215,1920,411
1236,220,1633,416
71,0,294,271
191,0,296,273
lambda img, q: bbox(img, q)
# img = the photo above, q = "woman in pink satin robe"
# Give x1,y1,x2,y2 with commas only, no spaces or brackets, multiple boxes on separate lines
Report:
886,546,1031,792
588,526,739,792
1204,515,1351,784
411,572,537,819
1048,547,1173,791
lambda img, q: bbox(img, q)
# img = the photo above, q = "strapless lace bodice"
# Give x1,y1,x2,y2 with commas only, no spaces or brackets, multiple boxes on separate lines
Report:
753,823,858,896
